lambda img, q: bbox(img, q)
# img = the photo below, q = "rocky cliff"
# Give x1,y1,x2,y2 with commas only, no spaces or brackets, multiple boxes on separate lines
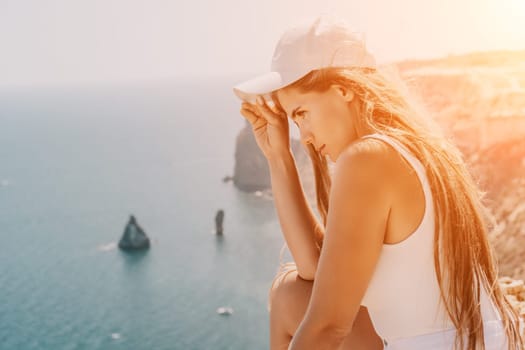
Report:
398,50,525,280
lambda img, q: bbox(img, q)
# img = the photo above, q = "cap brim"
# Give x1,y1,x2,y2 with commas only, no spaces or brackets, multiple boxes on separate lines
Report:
233,72,284,103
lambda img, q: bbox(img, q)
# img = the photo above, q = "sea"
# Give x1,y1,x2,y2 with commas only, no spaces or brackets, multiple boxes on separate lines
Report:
0,77,294,350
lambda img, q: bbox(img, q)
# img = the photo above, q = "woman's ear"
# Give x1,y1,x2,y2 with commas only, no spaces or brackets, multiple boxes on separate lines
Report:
332,84,355,102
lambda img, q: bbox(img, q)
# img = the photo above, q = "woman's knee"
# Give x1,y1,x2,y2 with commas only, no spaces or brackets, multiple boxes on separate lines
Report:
268,269,314,334
269,269,309,307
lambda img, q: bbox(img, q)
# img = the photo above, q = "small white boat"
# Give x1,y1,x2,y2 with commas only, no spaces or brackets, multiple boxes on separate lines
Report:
216,306,234,315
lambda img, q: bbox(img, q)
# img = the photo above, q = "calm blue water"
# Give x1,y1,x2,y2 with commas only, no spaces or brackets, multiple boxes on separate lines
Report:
0,79,290,350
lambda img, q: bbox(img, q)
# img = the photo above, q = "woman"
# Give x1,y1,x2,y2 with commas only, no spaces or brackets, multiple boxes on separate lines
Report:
233,15,523,349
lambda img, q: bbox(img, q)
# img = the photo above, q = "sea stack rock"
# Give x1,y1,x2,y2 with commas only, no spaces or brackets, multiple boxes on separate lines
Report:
118,215,150,250
233,121,271,192
215,209,224,235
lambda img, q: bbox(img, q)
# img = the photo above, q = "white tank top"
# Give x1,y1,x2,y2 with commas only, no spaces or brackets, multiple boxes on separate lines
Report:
359,134,501,341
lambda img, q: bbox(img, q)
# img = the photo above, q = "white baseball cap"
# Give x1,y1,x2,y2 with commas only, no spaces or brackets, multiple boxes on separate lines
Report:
233,15,376,103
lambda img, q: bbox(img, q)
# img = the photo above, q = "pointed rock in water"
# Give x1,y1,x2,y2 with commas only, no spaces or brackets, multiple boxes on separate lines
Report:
215,209,224,235
118,215,150,250
222,175,233,183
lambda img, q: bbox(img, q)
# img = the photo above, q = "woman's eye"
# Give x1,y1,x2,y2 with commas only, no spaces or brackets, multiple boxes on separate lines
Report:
292,112,305,123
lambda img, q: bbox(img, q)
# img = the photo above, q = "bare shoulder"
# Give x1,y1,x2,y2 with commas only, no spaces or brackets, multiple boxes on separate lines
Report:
334,137,399,186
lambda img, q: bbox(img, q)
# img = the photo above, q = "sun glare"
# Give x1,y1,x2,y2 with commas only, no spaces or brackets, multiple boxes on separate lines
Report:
509,0,525,13
500,0,525,29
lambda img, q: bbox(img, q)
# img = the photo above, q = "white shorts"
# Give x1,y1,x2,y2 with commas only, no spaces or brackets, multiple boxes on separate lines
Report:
383,320,508,350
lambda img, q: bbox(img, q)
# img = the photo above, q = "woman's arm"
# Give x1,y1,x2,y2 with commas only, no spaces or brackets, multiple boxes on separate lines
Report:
288,141,393,349
239,98,323,280
268,151,325,281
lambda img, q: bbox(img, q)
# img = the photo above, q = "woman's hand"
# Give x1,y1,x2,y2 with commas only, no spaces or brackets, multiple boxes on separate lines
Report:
240,96,290,160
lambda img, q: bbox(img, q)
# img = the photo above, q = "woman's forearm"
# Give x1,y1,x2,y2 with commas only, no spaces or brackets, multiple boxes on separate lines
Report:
268,152,324,280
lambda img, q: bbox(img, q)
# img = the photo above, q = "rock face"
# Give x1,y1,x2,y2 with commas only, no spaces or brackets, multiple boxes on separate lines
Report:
468,139,525,279
398,50,525,153
232,121,271,192
398,50,525,280
499,276,525,336
215,209,224,235
118,215,150,250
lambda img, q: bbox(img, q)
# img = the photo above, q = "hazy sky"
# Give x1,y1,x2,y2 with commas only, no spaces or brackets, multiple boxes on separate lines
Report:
1,0,524,87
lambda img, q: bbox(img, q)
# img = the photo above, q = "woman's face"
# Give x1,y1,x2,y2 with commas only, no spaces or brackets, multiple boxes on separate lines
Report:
276,84,359,162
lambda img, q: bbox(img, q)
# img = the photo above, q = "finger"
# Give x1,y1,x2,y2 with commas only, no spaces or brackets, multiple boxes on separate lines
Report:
240,107,261,126
241,108,268,134
240,107,257,124
242,102,259,115
242,102,256,110
256,96,285,123
241,102,272,128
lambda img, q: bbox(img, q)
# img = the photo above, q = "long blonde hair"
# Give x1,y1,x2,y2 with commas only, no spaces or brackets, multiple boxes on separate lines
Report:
272,67,524,349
